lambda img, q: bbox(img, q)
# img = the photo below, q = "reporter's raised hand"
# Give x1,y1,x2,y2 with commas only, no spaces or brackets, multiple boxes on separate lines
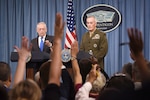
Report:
127,28,143,56
13,36,32,86
49,13,65,86
127,28,150,81
87,64,97,84
70,40,82,85
14,36,32,62
54,13,65,42
71,40,79,58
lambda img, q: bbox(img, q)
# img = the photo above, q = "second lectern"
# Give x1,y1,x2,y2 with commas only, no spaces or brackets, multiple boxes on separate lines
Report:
10,51,50,79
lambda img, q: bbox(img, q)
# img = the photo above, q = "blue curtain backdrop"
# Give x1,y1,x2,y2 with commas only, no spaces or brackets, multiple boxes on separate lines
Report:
0,0,150,81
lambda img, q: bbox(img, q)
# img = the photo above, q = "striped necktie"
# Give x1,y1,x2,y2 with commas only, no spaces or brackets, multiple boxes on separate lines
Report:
40,37,44,51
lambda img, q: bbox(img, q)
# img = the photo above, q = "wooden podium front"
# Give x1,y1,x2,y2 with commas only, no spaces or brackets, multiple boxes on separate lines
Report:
10,51,50,79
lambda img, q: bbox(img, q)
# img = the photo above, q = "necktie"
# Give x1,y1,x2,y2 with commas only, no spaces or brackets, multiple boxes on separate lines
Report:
40,37,44,51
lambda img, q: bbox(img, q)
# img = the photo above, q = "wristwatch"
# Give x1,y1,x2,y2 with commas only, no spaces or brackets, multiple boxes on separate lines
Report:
26,52,31,63
71,56,77,61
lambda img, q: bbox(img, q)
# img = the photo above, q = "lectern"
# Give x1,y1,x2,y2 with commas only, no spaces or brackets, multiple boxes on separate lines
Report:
10,51,50,79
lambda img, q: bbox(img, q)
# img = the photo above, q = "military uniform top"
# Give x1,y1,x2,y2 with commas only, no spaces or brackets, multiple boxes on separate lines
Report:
80,29,108,69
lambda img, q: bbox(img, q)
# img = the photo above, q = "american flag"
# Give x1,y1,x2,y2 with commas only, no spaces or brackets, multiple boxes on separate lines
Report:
65,0,77,49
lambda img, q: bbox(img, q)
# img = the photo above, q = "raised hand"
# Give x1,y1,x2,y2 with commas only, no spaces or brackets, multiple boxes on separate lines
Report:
13,36,32,86
14,36,32,62
86,64,97,84
71,40,79,58
48,13,65,86
127,28,150,81
127,28,143,56
54,13,65,42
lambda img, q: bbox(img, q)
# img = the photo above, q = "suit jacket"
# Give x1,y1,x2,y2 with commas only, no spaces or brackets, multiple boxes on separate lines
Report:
31,35,54,54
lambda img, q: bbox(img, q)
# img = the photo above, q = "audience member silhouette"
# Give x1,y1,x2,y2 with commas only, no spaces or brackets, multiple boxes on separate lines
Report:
0,80,8,100
0,61,12,92
39,60,74,100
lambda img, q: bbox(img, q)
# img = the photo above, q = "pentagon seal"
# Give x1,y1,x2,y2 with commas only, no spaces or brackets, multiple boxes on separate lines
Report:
61,49,71,62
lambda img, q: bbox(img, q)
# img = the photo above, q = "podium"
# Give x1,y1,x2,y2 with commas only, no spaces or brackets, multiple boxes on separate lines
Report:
10,51,50,79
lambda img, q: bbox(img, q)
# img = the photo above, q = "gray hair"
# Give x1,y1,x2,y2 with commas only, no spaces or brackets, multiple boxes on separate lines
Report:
37,22,47,28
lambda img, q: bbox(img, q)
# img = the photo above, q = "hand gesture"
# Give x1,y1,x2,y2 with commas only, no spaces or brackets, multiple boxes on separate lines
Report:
87,64,98,83
45,40,52,47
14,36,32,62
54,13,65,41
71,40,79,58
90,56,98,65
127,28,143,57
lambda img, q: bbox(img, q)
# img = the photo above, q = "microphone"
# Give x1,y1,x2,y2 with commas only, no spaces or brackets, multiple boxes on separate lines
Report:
119,42,129,46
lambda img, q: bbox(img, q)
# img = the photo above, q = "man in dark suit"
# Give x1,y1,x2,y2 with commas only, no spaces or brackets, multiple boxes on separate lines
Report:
31,22,54,53
29,22,54,77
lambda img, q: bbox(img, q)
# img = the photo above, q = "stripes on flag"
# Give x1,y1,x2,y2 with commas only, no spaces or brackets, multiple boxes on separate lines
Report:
65,0,77,49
